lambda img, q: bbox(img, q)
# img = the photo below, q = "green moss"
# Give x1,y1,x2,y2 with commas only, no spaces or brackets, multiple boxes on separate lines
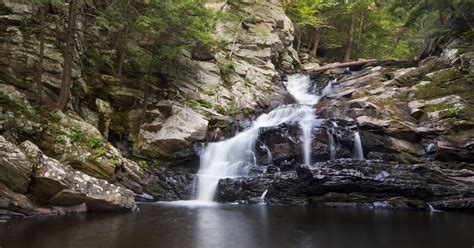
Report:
187,99,199,108
138,160,148,169
95,147,107,156
197,99,212,108
56,135,66,143
108,156,119,165
203,88,217,96
47,111,62,122
0,91,19,109
85,135,103,149
216,106,226,115
417,78,473,100
67,128,86,144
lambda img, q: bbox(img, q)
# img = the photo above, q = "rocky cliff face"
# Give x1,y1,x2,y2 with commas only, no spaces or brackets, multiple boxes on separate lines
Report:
0,0,298,217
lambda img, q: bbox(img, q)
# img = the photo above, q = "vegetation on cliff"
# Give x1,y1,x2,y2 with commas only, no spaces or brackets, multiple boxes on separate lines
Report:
283,0,473,61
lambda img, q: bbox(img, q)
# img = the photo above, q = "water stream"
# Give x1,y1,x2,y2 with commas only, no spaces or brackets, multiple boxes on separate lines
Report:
354,131,365,160
196,74,319,201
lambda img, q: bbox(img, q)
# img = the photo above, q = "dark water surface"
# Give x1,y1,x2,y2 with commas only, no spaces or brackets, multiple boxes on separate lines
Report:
0,203,473,248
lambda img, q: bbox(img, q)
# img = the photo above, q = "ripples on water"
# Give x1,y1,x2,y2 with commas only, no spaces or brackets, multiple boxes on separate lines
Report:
1,204,473,248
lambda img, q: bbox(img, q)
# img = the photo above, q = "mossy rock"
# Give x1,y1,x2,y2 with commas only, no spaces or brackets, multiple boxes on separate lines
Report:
417,69,473,100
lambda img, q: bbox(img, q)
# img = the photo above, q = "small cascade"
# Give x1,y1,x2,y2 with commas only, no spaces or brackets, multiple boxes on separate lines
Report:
322,79,336,96
428,204,442,213
260,190,268,200
354,131,364,160
259,143,273,166
195,74,321,202
327,129,336,160
300,111,315,165
328,121,339,160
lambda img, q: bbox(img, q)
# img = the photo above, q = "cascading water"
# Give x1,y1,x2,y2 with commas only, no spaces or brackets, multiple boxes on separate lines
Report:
354,131,364,160
285,74,319,166
195,74,320,202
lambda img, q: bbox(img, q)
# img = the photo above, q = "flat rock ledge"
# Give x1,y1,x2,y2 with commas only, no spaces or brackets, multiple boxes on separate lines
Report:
216,159,474,211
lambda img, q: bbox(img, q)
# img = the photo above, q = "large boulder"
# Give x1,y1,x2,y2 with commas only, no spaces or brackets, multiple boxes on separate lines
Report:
39,111,151,193
0,136,33,193
134,104,208,162
21,141,137,212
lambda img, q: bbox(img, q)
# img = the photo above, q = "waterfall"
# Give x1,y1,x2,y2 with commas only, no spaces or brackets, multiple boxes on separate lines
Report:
322,79,336,96
285,74,318,165
196,74,319,202
328,129,336,160
260,190,268,200
354,131,364,160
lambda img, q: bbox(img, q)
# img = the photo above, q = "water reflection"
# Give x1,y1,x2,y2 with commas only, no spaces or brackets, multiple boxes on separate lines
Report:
0,204,473,248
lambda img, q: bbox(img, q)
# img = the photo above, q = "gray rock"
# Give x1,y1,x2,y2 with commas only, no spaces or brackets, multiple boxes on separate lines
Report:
23,141,137,212
0,136,33,193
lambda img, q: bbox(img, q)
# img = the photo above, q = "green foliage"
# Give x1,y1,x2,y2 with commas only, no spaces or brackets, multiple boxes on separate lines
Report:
197,99,213,108
86,135,103,149
95,147,107,157
138,160,148,169
285,0,473,60
49,111,62,121
67,128,86,144
108,156,120,165
187,99,199,108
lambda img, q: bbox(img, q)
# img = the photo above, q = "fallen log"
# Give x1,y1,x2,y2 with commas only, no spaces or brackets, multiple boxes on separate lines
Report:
301,59,377,72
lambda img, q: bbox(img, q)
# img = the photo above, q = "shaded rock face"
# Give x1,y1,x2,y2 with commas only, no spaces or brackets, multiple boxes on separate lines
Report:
217,159,474,211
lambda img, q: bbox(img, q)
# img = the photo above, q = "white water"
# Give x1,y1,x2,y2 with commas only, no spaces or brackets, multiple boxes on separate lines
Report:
354,131,364,160
196,74,320,202
328,129,336,160
428,204,442,213
260,190,268,200
322,79,336,96
286,74,318,166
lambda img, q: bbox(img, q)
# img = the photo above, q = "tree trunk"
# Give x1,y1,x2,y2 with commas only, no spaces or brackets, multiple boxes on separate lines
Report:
296,30,302,53
438,8,445,25
343,12,356,62
57,0,78,111
302,59,376,72
117,26,128,78
310,27,320,58
355,10,365,60
140,79,150,125
385,27,406,59
36,4,46,105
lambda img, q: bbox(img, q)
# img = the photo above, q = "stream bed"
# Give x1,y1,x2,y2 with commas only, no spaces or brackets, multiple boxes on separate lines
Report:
1,203,473,248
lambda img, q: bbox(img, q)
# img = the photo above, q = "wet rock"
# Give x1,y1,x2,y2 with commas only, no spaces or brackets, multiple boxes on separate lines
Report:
216,160,474,210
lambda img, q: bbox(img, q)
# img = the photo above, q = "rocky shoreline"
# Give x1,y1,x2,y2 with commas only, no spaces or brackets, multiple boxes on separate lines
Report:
217,159,474,211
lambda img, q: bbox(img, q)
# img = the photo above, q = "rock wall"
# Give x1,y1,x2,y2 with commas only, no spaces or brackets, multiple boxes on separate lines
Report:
0,0,298,216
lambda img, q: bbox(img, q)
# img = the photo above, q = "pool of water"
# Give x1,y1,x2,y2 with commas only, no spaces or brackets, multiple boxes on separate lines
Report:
0,203,473,248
